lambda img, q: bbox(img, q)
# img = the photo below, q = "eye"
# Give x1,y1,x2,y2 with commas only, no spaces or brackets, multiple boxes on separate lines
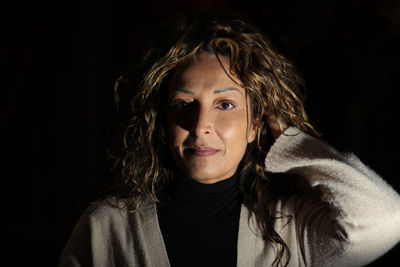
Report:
217,101,235,110
169,100,193,112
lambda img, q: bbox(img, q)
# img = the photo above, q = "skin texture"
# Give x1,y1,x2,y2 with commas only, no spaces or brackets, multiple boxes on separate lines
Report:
166,53,258,184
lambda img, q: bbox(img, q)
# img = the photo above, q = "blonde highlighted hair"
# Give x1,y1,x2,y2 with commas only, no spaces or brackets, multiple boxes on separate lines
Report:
110,17,319,266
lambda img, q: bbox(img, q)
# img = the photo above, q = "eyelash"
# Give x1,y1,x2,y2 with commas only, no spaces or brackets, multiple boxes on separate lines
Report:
169,99,236,111
216,100,236,110
169,100,190,111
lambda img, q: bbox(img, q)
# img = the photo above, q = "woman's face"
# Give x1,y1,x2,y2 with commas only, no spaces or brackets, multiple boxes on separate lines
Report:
166,53,257,184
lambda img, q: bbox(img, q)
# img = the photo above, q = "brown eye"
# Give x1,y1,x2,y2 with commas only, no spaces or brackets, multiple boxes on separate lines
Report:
170,100,193,113
217,101,235,110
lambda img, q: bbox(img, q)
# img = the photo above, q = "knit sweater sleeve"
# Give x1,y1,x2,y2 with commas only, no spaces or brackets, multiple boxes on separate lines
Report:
265,127,400,266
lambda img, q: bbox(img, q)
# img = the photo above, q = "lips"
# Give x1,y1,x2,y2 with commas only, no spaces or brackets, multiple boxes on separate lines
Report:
184,146,220,157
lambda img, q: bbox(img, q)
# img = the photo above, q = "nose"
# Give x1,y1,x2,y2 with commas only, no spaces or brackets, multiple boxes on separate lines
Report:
190,105,213,136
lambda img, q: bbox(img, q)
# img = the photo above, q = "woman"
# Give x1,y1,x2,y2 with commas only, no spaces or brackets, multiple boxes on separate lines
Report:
59,18,400,267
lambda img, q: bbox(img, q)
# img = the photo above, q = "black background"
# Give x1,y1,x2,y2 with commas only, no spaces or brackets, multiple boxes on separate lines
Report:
2,0,399,266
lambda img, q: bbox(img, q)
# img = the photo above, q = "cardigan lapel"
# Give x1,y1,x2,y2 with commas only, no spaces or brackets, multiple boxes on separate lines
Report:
237,204,258,267
139,201,171,267
140,202,258,267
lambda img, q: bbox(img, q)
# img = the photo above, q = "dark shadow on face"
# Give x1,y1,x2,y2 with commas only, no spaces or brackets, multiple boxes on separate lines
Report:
166,100,201,134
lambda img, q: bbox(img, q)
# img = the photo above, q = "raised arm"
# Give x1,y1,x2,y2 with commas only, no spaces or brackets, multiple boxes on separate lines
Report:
265,127,400,266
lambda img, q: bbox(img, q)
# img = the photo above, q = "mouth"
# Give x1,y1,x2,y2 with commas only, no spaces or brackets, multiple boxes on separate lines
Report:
184,146,220,157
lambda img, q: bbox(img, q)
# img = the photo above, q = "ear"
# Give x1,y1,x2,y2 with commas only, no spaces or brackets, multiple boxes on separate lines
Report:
247,117,259,143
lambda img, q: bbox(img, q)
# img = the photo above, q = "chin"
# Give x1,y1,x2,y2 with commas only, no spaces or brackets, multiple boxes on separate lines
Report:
188,168,231,184
191,175,224,184
188,171,215,180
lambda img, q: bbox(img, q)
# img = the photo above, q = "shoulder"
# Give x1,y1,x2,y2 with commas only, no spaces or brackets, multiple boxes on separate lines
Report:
81,197,156,225
83,197,126,218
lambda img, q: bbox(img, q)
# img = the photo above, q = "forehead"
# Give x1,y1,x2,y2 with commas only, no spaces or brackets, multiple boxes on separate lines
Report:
170,53,243,92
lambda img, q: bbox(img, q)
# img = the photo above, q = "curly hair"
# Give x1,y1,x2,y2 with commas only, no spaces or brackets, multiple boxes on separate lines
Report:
109,17,319,267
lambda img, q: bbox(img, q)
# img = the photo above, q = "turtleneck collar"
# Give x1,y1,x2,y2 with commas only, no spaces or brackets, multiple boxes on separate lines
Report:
159,172,242,228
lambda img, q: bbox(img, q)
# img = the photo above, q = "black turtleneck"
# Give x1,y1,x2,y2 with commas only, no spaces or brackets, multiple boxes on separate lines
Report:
157,172,242,267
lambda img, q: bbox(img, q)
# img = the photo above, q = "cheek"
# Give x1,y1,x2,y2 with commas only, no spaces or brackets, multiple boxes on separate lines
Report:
216,112,249,148
167,125,186,167
168,124,185,147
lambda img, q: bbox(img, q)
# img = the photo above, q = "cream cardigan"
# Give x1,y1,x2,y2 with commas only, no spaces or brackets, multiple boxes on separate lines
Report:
59,127,400,267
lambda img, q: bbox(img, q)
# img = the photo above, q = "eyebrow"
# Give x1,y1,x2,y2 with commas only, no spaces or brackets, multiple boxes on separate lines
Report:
214,87,243,95
173,87,243,95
